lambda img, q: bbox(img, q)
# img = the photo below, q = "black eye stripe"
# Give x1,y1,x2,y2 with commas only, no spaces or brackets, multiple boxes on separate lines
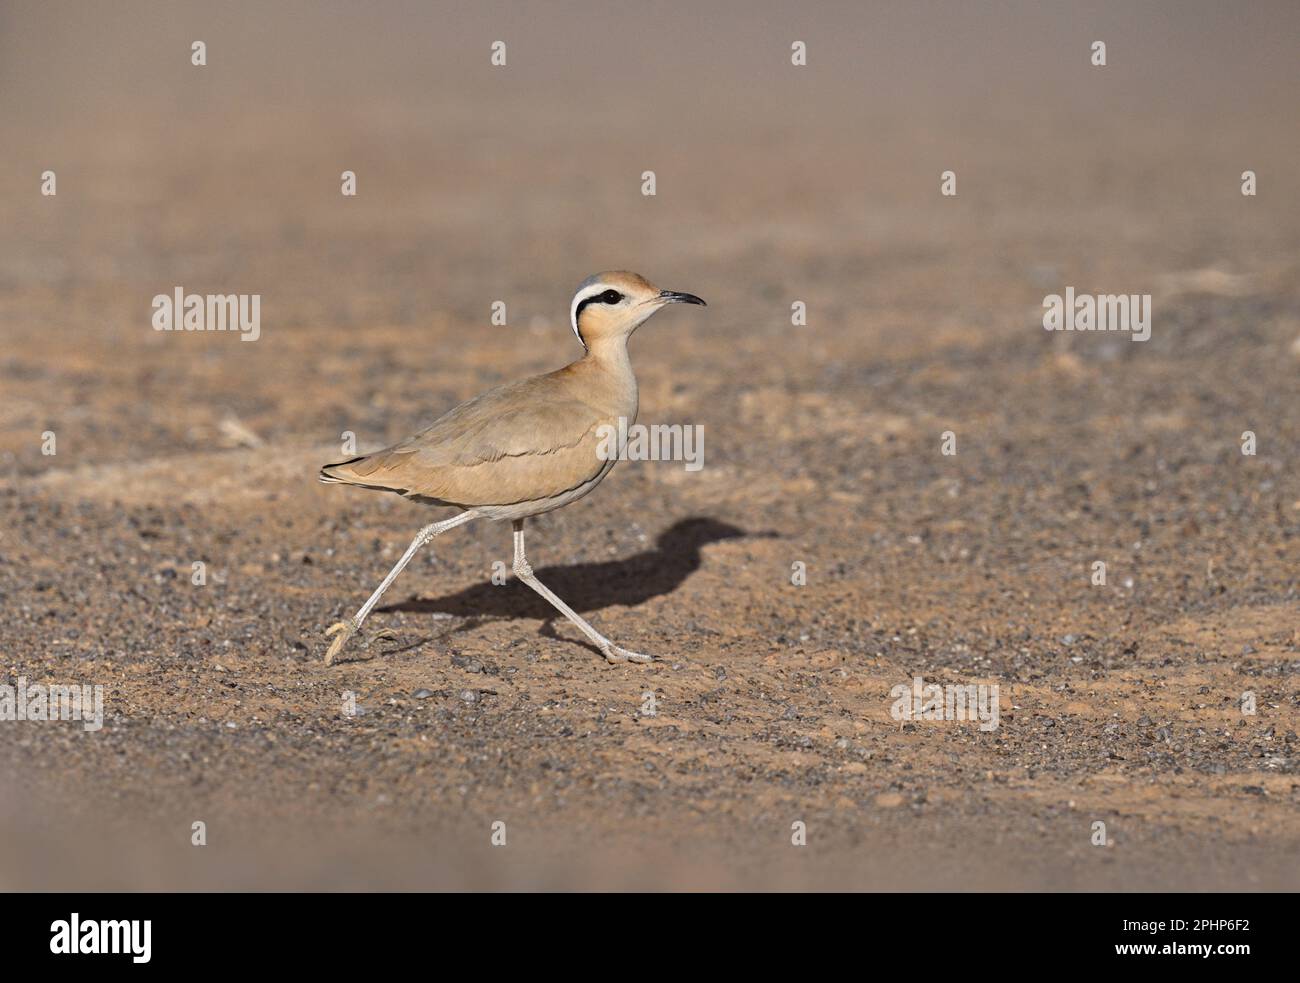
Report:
574,289,623,322
574,296,600,321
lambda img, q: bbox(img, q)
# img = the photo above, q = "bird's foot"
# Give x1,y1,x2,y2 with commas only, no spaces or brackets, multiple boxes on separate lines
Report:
602,643,652,665
323,619,358,665
325,620,402,665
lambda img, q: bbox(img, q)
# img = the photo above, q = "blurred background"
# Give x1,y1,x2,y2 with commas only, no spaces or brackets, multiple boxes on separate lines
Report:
0,1,1297,890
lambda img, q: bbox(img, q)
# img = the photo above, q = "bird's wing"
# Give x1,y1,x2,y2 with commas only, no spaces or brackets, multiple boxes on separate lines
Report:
322,374,617,506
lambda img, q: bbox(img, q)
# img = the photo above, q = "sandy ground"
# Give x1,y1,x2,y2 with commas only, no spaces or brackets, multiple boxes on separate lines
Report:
1,1,1298,890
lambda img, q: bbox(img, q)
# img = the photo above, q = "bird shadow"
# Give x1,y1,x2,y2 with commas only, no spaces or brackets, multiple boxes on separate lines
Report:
381,516,768,622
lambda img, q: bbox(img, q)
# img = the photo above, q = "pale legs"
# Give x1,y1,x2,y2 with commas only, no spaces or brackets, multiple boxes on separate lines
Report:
324,510,478,664
512,518,651,664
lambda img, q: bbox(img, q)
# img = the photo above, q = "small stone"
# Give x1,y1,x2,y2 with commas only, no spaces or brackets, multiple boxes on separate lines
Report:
459,689,479,704
412,688,434,700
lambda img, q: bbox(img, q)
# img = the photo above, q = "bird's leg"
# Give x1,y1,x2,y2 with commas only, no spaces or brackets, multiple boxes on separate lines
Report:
511,519,651,665
324,510,477,664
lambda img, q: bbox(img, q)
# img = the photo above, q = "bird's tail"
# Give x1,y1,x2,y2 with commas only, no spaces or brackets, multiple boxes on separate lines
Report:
318,457,366,484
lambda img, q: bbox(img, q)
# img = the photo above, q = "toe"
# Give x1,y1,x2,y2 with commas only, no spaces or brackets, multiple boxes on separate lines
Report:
604,645,652,665
324,623,355,664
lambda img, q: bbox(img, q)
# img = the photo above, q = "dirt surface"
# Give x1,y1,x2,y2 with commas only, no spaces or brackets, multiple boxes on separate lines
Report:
1,1,1298,890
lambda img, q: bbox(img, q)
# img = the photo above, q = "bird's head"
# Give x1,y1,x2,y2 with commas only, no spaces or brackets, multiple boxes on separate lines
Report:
569,271,705,351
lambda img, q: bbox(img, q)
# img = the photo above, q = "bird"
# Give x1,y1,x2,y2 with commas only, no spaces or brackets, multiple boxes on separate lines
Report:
318,271,706,666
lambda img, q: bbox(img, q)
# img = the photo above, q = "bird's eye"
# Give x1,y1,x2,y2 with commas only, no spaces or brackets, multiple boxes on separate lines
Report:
600,289,623,304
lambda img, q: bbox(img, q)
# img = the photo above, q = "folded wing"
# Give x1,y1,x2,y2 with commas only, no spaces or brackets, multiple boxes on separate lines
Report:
319,374,614,507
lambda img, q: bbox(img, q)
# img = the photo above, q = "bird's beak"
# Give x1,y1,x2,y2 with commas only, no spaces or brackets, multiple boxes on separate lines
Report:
657,290,707,306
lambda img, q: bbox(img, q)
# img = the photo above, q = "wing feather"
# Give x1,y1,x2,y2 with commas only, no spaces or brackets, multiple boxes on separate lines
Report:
319,373,618,507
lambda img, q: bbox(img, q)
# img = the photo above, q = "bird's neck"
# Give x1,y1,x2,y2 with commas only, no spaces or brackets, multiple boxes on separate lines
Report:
582,336,634,377
576,337,638,416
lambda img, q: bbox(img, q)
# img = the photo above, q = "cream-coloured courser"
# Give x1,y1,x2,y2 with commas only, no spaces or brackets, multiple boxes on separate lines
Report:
319,271,706,665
